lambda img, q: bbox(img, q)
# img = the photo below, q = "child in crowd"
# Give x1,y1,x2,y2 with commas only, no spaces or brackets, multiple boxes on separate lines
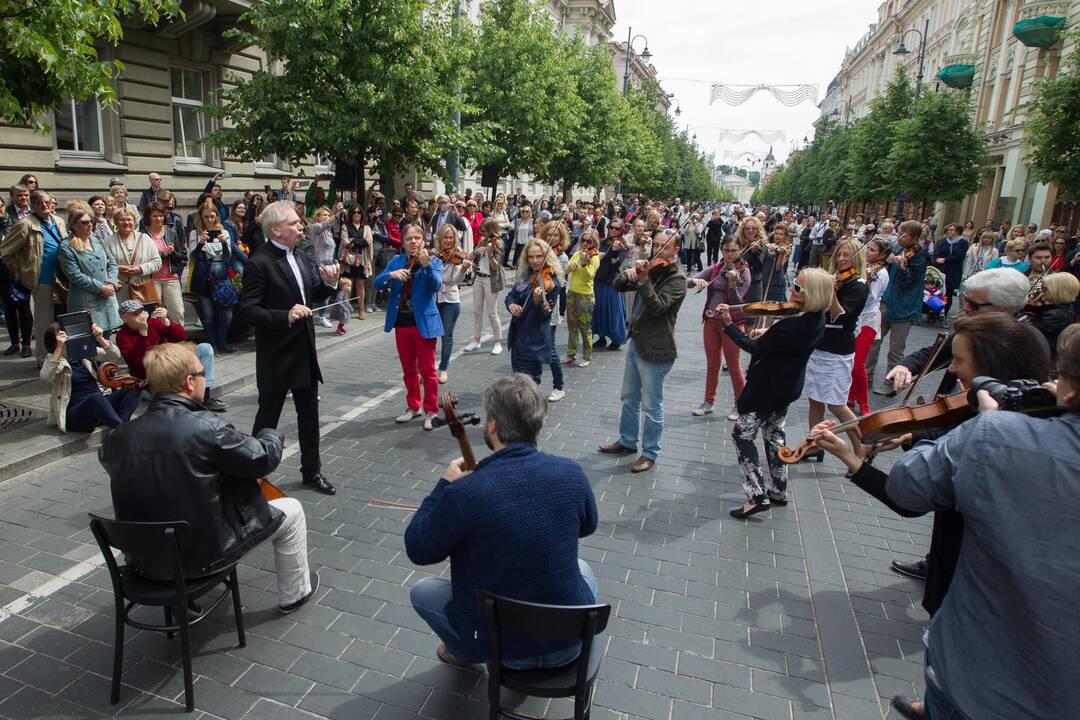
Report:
330,278,352,336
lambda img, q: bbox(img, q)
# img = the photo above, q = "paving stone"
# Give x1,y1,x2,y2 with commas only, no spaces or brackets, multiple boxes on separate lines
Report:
235,662,314,706
297,683,380,720
189,676,261,719
5,651,84,694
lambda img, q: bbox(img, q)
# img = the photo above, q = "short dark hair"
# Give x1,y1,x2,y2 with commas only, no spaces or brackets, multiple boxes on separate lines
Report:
484,374,547,445
142,201,167,223
43,324,60,354
1027,241,1052,258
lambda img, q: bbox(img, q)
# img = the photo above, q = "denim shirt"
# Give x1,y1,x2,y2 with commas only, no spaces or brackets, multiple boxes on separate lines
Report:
887,411,1080,720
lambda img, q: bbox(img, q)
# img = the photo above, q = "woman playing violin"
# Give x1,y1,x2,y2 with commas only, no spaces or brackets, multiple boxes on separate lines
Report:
807,312,1053,719
848,237,891,416
463,218,505,356
735,216,768,303
713,268,832,518
434,224,472,384
505,239,562,386
564,229,602,369
689,235,750,419
800,237,870,460
761,224,792,303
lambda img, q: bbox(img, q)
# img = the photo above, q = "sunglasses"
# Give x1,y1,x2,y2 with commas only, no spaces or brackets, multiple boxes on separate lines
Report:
792,281,803,293
189,370,206,379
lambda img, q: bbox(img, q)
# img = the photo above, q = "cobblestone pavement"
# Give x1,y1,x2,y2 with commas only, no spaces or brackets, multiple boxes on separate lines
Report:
0,284,942,720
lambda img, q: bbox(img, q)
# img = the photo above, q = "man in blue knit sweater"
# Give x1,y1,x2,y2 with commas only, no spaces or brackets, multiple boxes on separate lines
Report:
405,374,599,668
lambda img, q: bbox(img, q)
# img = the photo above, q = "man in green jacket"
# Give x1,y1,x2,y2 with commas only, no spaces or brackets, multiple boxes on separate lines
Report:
599,228,687,473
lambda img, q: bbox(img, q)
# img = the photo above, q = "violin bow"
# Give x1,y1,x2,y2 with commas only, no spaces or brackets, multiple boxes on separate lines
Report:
899,332,949,405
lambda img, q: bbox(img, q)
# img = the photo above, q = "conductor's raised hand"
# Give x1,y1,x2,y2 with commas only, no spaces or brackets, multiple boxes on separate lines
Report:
319,263,340,285
287,304,313,326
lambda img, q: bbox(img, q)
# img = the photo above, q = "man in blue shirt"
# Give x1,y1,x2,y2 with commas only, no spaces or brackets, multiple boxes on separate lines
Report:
405,374,598,668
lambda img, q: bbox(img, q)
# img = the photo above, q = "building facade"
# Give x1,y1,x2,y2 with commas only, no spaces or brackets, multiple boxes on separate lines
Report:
822,0,1079,231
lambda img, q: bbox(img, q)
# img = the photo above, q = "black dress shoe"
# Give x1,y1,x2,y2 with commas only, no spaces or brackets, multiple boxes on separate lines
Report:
3,345,18,356
279,570,320,614
20,345,31,358
890,558,928,580
303,472,337,495
598,441,636,455
730,502,770,519
891,695,925,719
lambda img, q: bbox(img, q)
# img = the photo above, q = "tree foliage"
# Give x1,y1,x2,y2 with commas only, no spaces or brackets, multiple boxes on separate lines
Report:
846,69,913,201
1025,27,1080,200
0,0,180,130
207,0,490,183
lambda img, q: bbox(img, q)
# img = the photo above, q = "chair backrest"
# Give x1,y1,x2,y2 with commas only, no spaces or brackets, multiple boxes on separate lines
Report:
88,512,190,583
477,591,611,645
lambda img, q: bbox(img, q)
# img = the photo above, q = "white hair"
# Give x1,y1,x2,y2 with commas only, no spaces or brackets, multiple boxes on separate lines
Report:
260,200,295,239
961,268,1030,312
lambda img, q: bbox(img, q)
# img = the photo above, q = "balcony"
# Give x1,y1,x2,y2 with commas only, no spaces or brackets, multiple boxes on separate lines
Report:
1013,0,1069,48
937,52,977,89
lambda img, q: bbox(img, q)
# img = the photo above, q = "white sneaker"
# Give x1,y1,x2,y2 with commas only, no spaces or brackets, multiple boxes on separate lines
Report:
726,411,740,421
463,340,482,353
692,402,713,416
396,408,421,423
438,370,448,384
423,413,438,431
318,316,332,328
547,389,566,402
490,343,503,355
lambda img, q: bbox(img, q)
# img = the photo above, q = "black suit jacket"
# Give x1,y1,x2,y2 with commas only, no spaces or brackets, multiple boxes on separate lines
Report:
239,241,335,392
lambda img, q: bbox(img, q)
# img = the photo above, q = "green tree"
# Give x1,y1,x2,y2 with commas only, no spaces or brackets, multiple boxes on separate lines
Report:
207,0,485,190
463,0,579,185
1025,27,1080,199
846,69,914,200
886,89,989,203
0,0,180,130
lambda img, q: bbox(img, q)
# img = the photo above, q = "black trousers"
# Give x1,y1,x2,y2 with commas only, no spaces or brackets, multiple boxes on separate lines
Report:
253,385,321,476
706,237,720,266
2,298,32,346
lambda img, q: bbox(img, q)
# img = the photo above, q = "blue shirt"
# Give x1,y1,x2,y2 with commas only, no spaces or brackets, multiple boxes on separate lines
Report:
887,411,1080,719
404,443,598,661
38,218,62,284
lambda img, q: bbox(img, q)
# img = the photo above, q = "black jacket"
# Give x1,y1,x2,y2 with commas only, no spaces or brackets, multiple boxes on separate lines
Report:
1029,304,1073,359
99,394,285,580
239,240,336,392
725,311,825,414
819,276,869,355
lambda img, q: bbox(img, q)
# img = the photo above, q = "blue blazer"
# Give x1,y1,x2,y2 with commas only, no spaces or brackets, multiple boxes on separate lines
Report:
374,254,444,338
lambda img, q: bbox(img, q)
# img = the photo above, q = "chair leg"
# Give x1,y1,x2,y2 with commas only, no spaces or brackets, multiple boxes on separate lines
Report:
229,568,246,648
163,606,175,640
178,603,195,712
487,678,500,720
110,605,125,705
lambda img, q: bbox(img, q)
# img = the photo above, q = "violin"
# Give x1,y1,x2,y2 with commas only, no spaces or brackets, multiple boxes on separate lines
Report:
437,246,469,266
740,301,801,317
867,260,886,281
636,256,676,273
833,267,858,287
97,362,146,391
531,266,557,293
259,478,287,502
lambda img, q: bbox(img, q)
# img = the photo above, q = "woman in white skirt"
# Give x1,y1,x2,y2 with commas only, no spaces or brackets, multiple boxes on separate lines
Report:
801,237,869,462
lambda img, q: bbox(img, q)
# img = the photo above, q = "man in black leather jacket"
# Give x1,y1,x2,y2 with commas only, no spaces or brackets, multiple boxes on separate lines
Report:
99,343,319,614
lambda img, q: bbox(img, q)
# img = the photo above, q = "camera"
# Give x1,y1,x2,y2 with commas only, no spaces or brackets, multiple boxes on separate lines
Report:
968,376,1056,412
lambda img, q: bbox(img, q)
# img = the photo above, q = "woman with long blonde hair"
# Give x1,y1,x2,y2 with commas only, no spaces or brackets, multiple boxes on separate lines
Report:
506,238,563,385
187,200,234,352
735,215,768,303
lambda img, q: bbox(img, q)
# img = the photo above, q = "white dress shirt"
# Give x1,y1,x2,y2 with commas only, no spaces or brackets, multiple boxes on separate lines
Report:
271,239,306,304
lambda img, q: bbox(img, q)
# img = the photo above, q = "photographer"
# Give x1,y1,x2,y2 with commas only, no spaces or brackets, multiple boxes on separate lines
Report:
811,313,1071,720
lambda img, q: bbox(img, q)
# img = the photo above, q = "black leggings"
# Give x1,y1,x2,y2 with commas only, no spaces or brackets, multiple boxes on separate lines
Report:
2,298,32,346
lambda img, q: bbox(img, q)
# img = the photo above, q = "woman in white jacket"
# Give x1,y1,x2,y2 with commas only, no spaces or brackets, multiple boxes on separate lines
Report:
848,237,891,416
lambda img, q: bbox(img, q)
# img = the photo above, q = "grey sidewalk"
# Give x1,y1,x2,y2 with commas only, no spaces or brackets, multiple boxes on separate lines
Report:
0,282,940,719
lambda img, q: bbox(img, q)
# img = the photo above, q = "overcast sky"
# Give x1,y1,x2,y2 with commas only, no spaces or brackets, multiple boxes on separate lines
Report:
611,0,881,168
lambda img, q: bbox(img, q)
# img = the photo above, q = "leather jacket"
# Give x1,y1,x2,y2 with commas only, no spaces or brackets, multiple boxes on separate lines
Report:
99,393,286,580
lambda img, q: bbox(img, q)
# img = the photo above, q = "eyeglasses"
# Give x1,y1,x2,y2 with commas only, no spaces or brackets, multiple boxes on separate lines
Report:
962,294,991,311
188,370,206,379
792,281,803,293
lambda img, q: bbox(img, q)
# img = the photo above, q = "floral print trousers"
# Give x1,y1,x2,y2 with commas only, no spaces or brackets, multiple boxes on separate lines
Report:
566,291,595,360
732,408,789,505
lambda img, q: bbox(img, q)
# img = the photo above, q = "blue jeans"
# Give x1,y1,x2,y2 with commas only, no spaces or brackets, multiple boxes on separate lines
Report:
548,325,564,391
410,559,598,669
194,342,216,388
194,296,233,351
617,340,674,459
437,301,461,371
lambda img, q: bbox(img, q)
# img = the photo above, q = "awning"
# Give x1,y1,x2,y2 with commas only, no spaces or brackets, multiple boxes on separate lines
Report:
937,64,976,89
1013,15,1067,49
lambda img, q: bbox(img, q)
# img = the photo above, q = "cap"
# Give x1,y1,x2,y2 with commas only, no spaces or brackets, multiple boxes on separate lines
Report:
118,299,144,315
108,178,124,188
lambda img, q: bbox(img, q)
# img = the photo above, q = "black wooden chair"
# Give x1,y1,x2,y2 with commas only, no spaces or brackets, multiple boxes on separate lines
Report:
478,591,611,720
89,513,246,713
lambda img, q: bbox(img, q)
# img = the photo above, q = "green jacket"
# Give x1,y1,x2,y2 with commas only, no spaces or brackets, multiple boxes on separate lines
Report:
614,263,687,362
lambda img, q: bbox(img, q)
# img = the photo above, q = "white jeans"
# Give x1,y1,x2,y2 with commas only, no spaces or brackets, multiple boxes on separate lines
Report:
472,279,502,342
268,498,311,605
154,278,185,325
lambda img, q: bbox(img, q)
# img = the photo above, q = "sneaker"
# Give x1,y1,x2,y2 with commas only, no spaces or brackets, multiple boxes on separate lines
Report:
463,340,482,353
890,558,929,580
279,571,320,614
335,324,346,336
576,359,590,368
366,306,377,313
490,343,503,355
423,413,438,431
726,411,740,421
563,355,576,364
317,316,332,328
438,370,448,384
547,388,566,402
396,408,421,423
692,402,713,416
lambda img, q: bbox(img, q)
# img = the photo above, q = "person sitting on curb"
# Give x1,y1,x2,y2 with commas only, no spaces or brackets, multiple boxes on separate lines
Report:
113,299,228,411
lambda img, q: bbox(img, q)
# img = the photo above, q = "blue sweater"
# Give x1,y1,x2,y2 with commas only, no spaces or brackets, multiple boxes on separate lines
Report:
404,443,598,661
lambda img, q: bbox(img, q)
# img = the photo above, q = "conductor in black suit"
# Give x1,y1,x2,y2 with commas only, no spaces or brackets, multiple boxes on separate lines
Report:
239,201,339,495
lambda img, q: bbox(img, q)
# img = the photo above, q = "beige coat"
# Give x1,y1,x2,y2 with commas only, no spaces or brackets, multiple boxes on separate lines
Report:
103,231,162,301
338,223,374,276
40,341,123,433
0,213,69,289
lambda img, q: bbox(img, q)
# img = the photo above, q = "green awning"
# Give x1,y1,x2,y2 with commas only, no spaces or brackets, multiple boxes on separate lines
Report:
1013,15,1067,49
937,64,976,89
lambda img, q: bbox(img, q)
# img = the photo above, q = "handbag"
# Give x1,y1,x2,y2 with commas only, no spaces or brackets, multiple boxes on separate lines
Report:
7,281,29,305
212,279,238,307
123,234,160,304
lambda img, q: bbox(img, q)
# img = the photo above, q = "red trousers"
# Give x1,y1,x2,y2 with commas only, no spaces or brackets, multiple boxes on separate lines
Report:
703,317,745,405
848,326,877,415
395,325,439,415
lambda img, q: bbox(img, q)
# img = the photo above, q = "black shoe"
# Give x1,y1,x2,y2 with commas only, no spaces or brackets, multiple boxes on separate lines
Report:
890,558,928,580
593,338,608,349
203,396,229,412
766,491,788,506
20,345,31,358
303,472,337,495
219,345,237,354
279,570,320,614
730,502,770,519
2,345,18,356
890,695,925,720
598,441,636,455
608,343,621,351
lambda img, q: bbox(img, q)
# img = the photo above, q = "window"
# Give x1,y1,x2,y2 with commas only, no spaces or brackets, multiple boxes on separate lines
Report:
314,153,334,173
171,67,209,161
55,98,103,155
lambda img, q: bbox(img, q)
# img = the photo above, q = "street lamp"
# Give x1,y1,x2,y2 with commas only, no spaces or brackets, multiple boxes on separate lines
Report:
616,28,651,197
892,17,929,220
